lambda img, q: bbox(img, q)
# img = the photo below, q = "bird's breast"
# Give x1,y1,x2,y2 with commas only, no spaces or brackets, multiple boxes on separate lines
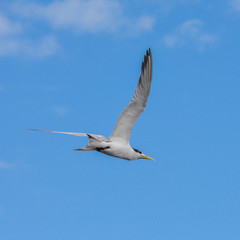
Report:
100,142,138,160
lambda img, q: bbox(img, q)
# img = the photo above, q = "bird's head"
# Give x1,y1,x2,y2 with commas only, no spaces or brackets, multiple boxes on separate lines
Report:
133,148,154,161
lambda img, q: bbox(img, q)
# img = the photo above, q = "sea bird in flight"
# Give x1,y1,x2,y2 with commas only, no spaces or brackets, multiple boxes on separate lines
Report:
30,49,154,161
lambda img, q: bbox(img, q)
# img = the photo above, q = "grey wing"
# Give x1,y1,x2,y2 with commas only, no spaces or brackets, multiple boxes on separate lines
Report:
109,48,153,144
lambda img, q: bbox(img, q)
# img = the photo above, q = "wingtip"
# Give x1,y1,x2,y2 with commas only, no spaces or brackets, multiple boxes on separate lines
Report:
149,48,152,56
141,48,152,73
147,48,152,57
141,60,144,72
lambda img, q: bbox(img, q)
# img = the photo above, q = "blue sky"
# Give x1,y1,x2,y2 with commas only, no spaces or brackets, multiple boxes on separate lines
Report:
1,0,240,239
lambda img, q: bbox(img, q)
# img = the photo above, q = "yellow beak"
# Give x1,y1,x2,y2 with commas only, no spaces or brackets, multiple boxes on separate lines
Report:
141,155,155,161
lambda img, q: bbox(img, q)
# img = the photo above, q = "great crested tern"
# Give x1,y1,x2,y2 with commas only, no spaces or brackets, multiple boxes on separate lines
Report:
30,49,154,161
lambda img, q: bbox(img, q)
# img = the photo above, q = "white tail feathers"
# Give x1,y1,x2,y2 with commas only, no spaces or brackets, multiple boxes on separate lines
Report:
26,129,88,136
27,129,108,152
74,146,94,151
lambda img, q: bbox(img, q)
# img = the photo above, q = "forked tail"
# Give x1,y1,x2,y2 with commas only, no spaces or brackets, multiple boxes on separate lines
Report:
27,129,107,152
26,129,88,136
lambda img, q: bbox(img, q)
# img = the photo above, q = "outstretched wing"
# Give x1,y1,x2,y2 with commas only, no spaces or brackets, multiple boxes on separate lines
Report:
109,48,153,144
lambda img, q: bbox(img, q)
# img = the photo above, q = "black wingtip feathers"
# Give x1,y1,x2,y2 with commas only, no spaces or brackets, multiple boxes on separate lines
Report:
141,48,152,73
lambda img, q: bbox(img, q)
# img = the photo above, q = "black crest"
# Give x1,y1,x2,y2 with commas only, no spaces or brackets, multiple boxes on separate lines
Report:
133,148,142,154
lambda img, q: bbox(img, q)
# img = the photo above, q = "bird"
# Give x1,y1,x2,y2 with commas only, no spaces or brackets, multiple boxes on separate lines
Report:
29,49,154,161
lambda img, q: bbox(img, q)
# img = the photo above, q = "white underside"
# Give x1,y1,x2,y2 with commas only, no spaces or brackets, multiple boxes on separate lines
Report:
100,142,138,160
87,139,139,160
28,129,141,160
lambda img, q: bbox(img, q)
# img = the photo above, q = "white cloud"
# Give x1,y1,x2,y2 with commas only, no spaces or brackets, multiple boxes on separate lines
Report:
12,0,155,34
0,35,59,57
0,10,58,57
0,159,28,170
0,13,21,36
52,106,68,115
0,160,15,169
0,0,155,57
22,35,59,57
132,15,155,32
163,19,217,50
0,85,6,92
231,0,240,10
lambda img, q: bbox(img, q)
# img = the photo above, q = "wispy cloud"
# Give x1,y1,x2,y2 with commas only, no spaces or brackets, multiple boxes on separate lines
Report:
52,106,68,116
231,0,240,10
0,35,59,57
0,13,21,36
0,0,155,57
0,85,6,92
163,19,217,50
0,11,58,57
0,160,15,169
127,16,155,35
12,0,155,34
0,159,28,170
20,35,59,57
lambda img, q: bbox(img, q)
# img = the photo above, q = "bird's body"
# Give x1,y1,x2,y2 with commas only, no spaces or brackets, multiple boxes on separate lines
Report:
29,49,154,161
95,142,138,160
85,135,141,160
